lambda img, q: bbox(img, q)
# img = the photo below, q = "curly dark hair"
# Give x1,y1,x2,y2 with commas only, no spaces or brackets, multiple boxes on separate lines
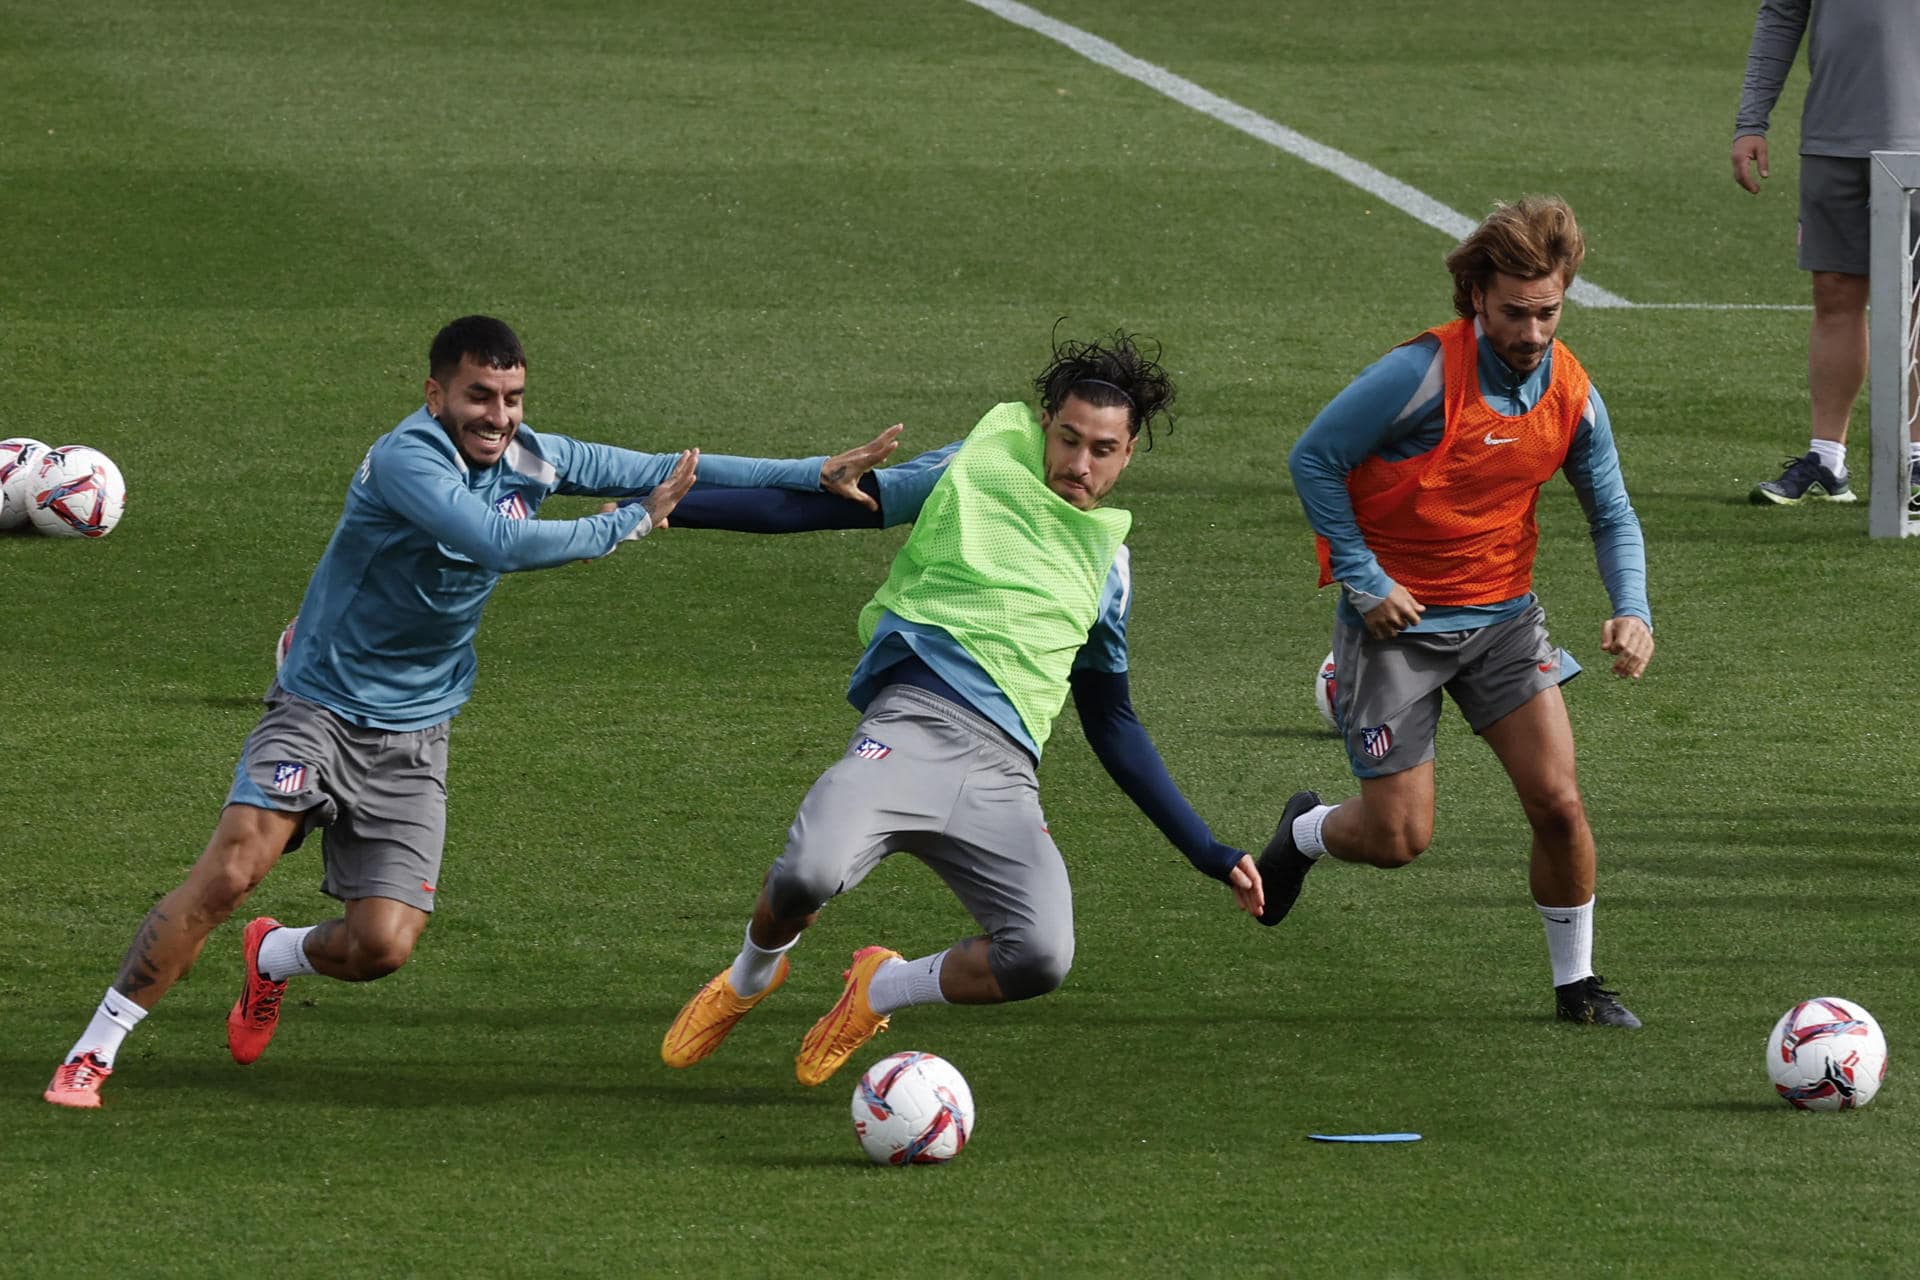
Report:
1032,323,1176,447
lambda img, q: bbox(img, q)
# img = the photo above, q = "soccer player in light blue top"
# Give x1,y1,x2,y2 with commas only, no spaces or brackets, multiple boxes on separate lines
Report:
44,315,900,1109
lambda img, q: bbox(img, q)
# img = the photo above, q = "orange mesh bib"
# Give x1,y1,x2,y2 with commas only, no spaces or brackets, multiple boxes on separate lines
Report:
1315,317,1590,605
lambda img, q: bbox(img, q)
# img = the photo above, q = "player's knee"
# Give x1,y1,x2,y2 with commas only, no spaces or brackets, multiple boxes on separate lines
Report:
763,862,837,922
192,845,275,918
992,931,1074,1001
1367,816,1431,868
345,929,415,981
1522,788,1588,847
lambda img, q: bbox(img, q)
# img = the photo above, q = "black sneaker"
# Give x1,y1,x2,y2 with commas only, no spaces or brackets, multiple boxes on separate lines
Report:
1554,975,1641,1028
1749,452,1855,505
1255,790,1322,927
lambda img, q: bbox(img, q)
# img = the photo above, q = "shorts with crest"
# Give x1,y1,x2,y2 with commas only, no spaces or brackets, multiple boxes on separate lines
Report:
1328,602,1581,779
225,683,450,912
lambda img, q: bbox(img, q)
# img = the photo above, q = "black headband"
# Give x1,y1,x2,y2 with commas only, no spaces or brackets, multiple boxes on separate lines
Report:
1072,377,1136,409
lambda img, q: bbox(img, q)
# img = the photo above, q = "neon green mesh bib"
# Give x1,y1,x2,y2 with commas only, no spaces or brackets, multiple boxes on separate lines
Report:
859,401,1131,752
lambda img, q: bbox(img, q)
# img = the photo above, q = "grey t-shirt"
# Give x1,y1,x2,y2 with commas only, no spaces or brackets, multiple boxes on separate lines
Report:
1734,0,1920,156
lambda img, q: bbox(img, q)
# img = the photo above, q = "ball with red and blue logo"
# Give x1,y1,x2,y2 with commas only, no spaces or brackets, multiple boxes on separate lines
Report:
1766,996,1889,1111
27,445,126,539
0,436,51,531
851,1051,976,1165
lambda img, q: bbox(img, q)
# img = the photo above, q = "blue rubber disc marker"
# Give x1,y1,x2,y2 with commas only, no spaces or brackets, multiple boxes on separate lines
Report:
1308,1133,1422,1143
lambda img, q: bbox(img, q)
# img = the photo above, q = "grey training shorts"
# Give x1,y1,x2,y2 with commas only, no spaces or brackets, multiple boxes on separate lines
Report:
226,683,450,912
1329,602,1581,779
1798,154,1871,276
763,685,1074,1001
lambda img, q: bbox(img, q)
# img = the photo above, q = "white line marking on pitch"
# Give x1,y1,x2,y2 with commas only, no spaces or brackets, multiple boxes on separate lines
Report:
963,0,1810,312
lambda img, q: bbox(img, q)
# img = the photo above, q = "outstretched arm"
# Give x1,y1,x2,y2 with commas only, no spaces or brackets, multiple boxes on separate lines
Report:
636,439,963,533
1070,667,1262,917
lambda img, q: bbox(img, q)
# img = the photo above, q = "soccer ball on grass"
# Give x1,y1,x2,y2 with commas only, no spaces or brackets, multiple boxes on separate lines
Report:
1766,997,1888,1111
0,436,51,530
851,1051,975,1165
28,445,126,538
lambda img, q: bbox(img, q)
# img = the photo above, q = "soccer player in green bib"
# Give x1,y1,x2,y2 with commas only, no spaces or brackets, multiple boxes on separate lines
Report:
659,331,1265,1086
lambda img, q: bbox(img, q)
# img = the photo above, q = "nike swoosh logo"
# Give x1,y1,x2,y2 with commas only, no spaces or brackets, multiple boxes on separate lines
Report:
1483,431,1520,446
1544,915,1572,924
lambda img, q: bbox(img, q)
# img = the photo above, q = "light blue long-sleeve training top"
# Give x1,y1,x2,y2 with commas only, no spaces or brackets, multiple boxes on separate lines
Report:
276,405,826,729
1287,323,1651,634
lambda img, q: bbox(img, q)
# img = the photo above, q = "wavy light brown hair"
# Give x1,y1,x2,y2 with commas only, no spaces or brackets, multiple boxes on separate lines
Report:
1445,196,1586,319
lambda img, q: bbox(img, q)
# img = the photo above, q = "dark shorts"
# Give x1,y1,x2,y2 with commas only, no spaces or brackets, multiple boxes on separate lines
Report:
226,684,450,912
1329,602,1581,779
1799,154,1870,276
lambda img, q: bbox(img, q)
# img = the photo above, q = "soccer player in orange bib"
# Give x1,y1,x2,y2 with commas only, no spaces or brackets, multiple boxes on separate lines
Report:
1269,195,1655,1027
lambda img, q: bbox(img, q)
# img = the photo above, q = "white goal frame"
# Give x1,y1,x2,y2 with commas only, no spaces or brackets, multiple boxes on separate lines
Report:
1868,150,1920,539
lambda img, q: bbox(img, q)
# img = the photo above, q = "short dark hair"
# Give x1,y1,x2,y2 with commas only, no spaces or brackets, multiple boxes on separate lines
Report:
429,315,527,384
1032,324,1177,446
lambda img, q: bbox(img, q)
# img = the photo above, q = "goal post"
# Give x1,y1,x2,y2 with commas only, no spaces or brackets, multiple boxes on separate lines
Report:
1868,150,1920,539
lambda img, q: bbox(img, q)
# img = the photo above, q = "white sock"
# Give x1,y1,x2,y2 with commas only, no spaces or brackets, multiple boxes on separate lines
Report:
1292,804,1333,860
867,951,951,1016
1809,438,1847,478
256,925,319,982
1537,897,1596,989
728,923,797,998
67,988,147,1068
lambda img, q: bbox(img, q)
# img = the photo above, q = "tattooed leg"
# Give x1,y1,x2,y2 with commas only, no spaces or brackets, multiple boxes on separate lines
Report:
113,804,302,1011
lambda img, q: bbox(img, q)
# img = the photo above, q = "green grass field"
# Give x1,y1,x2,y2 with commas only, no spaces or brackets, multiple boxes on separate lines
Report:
3,1,1915,1275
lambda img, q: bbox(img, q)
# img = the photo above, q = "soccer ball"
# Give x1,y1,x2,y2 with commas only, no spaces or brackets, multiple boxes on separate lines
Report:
1314,651,1339,732
276,617,298,671
1766,997,1888,1111
0,436,51,530
851,1051,975,1165
28,445,126,538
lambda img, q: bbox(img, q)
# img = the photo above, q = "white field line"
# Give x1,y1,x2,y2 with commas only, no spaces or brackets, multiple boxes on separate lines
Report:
963,0,1810,312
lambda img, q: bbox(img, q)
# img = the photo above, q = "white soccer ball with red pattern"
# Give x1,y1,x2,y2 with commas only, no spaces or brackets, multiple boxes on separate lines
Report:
0,436,51,530
1766,997,1888,1111
851,1051,975,1165
1314,651,1339,732
27,445,126,538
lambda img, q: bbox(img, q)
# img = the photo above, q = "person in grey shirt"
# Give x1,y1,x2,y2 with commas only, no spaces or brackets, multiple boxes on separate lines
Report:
1733,0,1920,507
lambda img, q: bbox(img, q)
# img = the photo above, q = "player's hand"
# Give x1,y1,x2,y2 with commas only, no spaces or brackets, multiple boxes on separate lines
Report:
820,423,903,511
1600,615,1654,679
1227,853,1264,919
1732,134,1769,194
1362,584,1424,640
641,449,700,530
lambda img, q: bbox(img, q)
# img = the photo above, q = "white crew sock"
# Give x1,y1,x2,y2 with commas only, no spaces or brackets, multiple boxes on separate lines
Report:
1537,897,1596,989
1292,804,1334,860
866,951,952,1016
1809,438,1847,478
728,922,798,998
67,988,147,1068
256,925,319,982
